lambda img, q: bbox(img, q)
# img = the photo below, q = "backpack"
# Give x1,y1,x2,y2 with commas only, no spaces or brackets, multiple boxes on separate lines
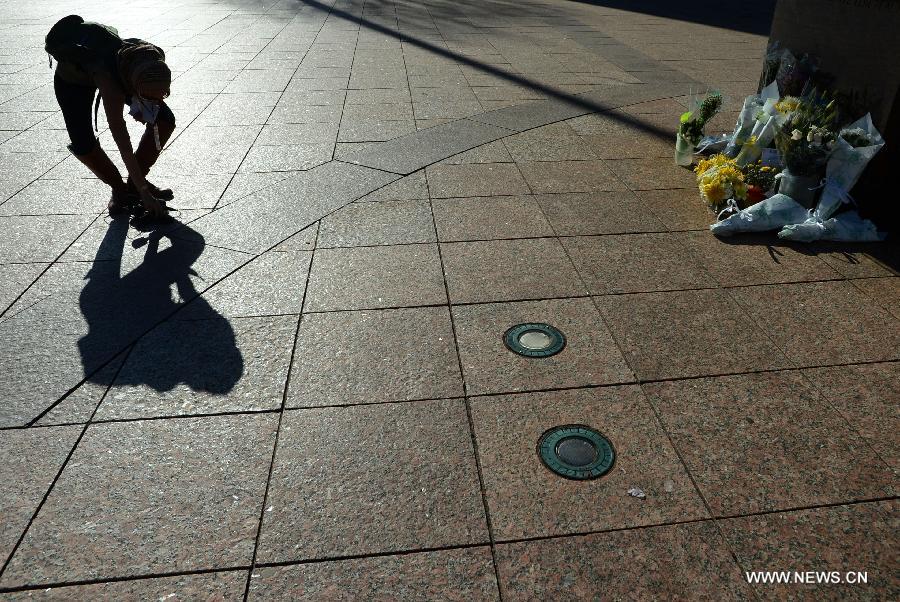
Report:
45,15,123,69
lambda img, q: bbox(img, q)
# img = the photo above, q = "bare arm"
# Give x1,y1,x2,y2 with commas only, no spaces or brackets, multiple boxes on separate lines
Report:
96,73,147,190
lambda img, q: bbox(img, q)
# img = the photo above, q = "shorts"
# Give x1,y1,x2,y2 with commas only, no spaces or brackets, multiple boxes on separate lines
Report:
53,73,175,156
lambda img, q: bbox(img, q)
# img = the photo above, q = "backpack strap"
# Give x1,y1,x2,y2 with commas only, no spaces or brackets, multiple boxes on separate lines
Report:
94,90,101,132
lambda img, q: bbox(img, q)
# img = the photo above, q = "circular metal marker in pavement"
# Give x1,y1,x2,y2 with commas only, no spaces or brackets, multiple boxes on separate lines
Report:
504,323,566,358
537,425,615,481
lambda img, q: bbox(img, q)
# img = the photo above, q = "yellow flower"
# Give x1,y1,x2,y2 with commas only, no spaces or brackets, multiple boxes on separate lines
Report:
775,96,800,114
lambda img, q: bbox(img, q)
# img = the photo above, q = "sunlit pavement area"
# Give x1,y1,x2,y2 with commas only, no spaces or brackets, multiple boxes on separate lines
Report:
1,0,898,599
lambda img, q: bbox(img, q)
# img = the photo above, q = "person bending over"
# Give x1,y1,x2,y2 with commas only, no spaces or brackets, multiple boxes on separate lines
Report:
47,15,175,217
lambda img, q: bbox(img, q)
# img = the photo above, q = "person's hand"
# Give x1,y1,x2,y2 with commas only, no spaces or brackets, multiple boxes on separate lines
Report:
139,187,167,218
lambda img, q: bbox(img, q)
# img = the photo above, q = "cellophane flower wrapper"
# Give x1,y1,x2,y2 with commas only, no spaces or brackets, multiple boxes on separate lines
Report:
777,210,886,242
735,115,778,167
709,193,808,236
724,82,779,158
813,113,884,221
724,96,762,158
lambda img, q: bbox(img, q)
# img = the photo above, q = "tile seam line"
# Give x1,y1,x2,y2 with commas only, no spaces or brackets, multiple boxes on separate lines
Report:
208,4,326,211
242,128,327,602
345,88,687,176
423,130,506,599
0,564,250,595
723,282,900,469
0,210,101,322
7,357,897,432
0,341,136,581
294,0,694,155
5,493,896,594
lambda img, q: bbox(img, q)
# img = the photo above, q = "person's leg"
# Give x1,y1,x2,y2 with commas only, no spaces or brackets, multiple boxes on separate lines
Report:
54,75,128,204
129,102,175,198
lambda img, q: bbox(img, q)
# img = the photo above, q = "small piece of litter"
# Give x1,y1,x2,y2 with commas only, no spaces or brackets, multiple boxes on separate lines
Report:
664,479,675,492
627,487,646,499
266,506,273,512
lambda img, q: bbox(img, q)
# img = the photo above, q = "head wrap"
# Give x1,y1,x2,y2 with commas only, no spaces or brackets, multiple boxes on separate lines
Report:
117,42,169,95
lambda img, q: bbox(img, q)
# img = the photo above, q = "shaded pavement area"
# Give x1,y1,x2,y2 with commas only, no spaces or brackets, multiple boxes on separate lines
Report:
0,0,897,599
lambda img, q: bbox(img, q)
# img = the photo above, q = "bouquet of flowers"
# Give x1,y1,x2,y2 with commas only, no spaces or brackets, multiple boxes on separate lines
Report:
675,91,723,165
724,81,779,158
813,114,885,219
770,92,838,206
742,161,780,203
694,154,748,212
777,113,886,242
679,92,723,146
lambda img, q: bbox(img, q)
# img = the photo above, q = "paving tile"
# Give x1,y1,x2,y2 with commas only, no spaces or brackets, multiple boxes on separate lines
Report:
239,143,334,172
563,233,715,294
318,199,435,247
0,178,110,216
256,401,487,562
730,281,900,367
438,140,513,165
219,172,290,207
596,289,791,380
257,123,340,145
346,120,513,175
682,232,840,287
441,238,586,304
535,190,663,235
471,386,706,540
147,174,234,210
501,123,597,162
35,352,127,426
637,188,716,231
345,87,412,104
1,572,248,601
305,244,445,311
0,414,276,586
412,100,484,121
426,163,529,198
268,103,343,124
154,143,251,175
519,160,626,194
0,236,247,427
94,316,296,420
178,251,310,318
453,298,632,395
358,170,428,202
852,276,900,318
496,523,749,600
271,222,319,252
468,97,590,132
0,262,45,314
605,157,697,190
337,118,417,143
0,426,81,566
249,548,499,600
343,102,415,120
287,307,463,407
644,372,895,515
803,362,900,470
432,195,554,241
721,502,897,600
190,162,397,254
0,215,94,263
811,242,900,278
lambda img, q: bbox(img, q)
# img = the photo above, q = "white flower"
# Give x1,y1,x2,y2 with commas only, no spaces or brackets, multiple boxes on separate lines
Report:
791,129,803,141
807,130,814,143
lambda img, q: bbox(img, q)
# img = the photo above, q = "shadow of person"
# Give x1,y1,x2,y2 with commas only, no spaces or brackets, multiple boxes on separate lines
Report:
78,216,243,394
